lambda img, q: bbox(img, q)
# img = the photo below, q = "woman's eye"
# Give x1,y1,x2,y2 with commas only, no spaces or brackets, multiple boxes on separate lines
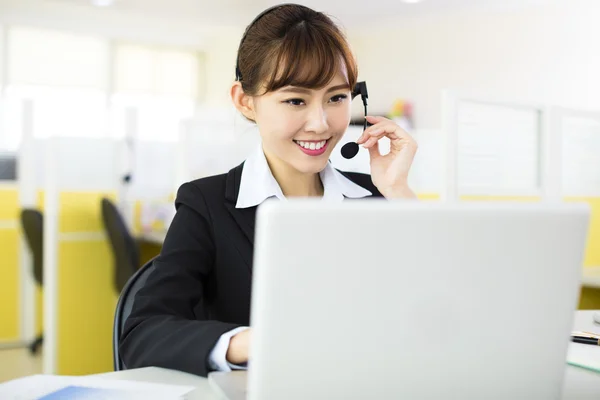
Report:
330,94,348,103
284,98,305,106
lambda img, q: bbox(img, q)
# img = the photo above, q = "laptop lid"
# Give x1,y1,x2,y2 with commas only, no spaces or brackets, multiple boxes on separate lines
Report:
247,200,589,400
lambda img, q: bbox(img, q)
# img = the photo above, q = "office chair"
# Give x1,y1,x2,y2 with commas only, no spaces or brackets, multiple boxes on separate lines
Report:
100,198,140,294
112,257,156,371
20,208,44,355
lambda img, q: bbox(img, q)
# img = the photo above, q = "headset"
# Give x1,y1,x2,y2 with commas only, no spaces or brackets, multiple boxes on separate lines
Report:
235,3,368,159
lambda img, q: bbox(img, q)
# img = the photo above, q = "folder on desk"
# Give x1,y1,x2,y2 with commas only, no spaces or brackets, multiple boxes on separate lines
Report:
0,375,194,399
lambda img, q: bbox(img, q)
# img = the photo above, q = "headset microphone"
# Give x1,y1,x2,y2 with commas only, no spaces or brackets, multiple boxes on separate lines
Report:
341,81,369,159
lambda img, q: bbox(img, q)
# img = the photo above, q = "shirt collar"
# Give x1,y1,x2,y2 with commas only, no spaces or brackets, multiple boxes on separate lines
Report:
235,145,372,209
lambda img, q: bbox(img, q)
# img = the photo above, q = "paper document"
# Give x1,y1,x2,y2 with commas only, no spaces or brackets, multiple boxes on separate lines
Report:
0,374,195,399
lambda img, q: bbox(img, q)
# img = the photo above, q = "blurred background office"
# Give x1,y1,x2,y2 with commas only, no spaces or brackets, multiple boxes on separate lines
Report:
1,0,600,383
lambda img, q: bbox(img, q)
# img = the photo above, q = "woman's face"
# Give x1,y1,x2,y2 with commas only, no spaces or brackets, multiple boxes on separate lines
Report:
251,70,352,175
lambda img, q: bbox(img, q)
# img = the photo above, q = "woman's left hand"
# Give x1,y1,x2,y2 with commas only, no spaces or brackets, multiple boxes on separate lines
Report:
357,115,418,199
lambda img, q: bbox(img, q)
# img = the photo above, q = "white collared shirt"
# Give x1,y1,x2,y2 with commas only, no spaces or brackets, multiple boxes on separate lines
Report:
208,144,372,372
235,145,372,208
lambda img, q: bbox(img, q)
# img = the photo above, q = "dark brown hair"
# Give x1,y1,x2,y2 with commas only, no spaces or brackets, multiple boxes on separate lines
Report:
236,4,358,96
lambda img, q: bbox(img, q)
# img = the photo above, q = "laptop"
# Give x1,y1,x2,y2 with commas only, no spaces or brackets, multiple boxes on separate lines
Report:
209,200,590,400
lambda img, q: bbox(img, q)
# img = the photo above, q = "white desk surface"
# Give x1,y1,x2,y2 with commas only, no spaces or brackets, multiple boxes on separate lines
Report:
95,311,600,399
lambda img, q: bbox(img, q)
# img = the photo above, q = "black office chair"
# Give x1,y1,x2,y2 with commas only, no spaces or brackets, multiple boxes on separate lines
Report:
113,257,156,371
100,198,140,294
20,208,44,355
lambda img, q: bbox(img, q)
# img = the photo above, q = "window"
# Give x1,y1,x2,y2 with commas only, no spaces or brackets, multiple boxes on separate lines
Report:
7,26,108,89
111,43,203,142
0,27,110,151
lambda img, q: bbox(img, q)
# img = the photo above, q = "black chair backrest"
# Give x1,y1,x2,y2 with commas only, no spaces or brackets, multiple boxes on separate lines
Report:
113,257,156,371
101,198,140,293
20,209,43,285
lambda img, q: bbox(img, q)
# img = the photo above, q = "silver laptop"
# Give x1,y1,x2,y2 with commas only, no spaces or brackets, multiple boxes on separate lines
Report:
209,200,590,400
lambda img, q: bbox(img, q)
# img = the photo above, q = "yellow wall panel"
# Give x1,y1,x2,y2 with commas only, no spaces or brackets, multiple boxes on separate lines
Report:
0,229,20,340
0,188,19,220
565,197,600,267
460,195,541,202
57,239,117,375
58,192,116,233
133,200,142,235
417,193,440,201
579,287,600,310
35,285,43,336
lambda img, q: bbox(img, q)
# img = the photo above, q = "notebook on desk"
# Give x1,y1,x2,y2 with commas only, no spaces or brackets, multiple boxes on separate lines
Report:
568,344,600,374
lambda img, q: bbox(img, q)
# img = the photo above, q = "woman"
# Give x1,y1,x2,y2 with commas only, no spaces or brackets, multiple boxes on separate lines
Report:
119,3,418,377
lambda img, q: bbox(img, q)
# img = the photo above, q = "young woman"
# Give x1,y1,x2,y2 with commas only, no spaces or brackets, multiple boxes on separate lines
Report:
119,4,418,377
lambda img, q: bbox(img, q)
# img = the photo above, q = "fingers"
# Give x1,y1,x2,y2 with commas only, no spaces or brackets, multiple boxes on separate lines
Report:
367,139,381,160
358,124,401,148
356,116,417,151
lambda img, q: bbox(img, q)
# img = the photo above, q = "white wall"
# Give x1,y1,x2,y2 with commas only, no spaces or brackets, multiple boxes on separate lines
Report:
0,0,223,49
203,32,243,108
349,0,600,129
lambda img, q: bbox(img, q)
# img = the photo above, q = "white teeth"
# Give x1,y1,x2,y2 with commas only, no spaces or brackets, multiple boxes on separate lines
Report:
296,140,327,150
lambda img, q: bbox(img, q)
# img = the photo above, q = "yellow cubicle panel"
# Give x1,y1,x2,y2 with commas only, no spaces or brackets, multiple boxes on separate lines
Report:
133,200,143,235
564,197,600,267
0,228,20,340
59,191,108,233
0,187,19,220
416,193,440,201
35,286,43,337
0,187,21,341
57,239,115,375
54,191,117,375
460,195,541,203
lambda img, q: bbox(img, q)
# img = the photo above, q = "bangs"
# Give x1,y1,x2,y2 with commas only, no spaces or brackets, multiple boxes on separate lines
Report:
261,21,358,93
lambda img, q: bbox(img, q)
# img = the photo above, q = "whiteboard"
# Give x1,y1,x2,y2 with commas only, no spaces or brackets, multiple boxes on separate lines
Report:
454,100,542,196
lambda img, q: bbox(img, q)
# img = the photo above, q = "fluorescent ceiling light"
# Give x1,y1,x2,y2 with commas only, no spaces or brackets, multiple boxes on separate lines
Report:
90,0,115,7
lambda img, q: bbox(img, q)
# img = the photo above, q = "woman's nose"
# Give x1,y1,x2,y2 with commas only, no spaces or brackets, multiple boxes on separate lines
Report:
304,105,329,134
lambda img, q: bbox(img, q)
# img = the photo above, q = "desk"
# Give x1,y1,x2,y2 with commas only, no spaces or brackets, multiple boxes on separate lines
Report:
95,311,600,399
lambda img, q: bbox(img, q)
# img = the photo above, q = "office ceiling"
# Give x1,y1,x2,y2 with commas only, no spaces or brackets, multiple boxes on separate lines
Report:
30,0,559,28
0,0,560,48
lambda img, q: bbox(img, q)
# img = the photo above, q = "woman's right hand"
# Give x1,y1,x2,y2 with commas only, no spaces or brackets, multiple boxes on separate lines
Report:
226,328,251,365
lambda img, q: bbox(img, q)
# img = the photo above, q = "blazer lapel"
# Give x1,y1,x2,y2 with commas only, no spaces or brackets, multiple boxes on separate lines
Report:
224,162,257,246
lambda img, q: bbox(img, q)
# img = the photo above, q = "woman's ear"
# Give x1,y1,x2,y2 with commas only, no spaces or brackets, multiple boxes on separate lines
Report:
230,82,256,122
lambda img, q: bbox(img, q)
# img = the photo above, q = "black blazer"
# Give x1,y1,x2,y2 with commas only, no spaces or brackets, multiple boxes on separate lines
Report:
119,162,383,377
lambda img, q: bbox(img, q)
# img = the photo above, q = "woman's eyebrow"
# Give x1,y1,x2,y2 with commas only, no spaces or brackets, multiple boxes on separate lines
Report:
279,84,351,95
325,84,351,93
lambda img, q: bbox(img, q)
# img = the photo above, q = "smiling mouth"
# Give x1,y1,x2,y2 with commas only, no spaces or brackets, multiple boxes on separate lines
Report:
293,139,329,151
293,138,331,156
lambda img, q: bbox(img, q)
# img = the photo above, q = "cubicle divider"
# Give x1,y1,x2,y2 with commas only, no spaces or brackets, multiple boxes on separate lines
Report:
176,110,260,185
441,92,600,307
42,136,122,375
0,99,36,347
557,108,600,306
